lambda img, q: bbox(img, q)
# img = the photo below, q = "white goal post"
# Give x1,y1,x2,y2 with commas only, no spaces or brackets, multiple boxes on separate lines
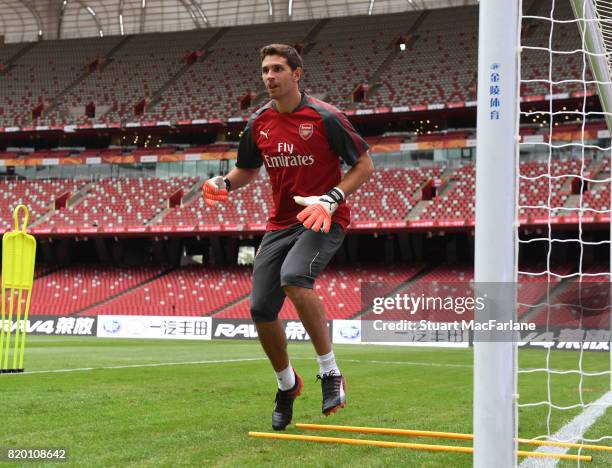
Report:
474,0,520,466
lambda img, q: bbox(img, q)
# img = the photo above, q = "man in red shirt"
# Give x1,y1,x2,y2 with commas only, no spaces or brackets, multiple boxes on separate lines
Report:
203,44,373,430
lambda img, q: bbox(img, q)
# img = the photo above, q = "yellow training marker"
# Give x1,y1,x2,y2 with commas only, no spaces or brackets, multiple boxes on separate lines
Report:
248,432,592,462
296,423,612,452
1,205,36,373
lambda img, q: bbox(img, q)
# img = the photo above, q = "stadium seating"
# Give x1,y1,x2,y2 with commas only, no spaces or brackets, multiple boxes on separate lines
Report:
0,178,87,231
582,157,610,212
0,3,589,126
526,264,611,328
0,36,124,127
23,262,601,322
38,176,197,230
521,0,594,98
369,264,473,321
83,265,253,316
411,158,598,223
0,158,605,233
16,264,426,319
516,263,574,319
161,173,272,228
368,262,575,323
47,30,220,125
28,265,164,315
299,11,421,109
418,165,474,222
153,21,316,122
351,167,442,222
519,158,589,219
0,43,24,64
366,6,479,108
162,166,446,228
214,265,424,320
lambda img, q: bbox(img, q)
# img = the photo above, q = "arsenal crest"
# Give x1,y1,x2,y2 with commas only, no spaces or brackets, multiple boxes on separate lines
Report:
299,123,314,140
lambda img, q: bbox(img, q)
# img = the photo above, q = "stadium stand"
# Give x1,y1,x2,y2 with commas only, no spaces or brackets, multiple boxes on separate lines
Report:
0,4,588,126
582,156,610,213
82,265,253,317
214,265,424,320
0,43,25,64
527,264,611,328
47,30,221,125
38,176,198,230
417,165,474,222
366,6,478,108
519,158,589,220
0,154,608,233
299,11,421,108
521,0,593,98
0,36,124,127
516,263,575,318
28,265,165,315
0,178,88,231
369,263,474,321
152,20,316,122
160,173,272,228
351,167,443,222
21,262,597,323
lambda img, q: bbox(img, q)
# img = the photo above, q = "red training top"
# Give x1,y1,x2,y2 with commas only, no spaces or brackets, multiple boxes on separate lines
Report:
236,92,369,231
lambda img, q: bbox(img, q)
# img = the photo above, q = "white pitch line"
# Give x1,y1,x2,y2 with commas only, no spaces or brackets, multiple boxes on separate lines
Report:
519,390,612,468
341,358,473,369
7,357,476,375
8,356,583,375
9,357,269,375
290,357,473,368
299,358,576,373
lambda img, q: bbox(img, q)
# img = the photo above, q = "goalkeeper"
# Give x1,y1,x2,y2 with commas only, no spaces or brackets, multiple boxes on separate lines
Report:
203,44,373,431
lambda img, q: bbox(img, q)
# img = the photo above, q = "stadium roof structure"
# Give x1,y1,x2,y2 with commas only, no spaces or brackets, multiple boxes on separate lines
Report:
0,0,478,44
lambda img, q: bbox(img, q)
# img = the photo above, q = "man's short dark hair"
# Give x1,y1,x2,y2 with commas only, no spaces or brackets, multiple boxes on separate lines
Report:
259,44,303,71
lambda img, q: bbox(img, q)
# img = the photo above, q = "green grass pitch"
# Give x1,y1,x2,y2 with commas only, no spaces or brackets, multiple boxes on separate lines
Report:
1,336,610,467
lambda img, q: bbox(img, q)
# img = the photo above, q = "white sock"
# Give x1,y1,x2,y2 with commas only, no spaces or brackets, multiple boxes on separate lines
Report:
317,351,340,376
276,364,296,391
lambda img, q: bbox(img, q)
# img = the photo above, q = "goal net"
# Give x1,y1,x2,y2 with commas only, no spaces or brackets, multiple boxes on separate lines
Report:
475,0,612,466
518,1,612,464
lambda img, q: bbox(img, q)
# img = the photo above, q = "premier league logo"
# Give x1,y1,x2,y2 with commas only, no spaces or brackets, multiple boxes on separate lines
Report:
299,123,314,141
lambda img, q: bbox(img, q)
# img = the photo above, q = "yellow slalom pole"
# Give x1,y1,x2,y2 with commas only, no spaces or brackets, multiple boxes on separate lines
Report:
1,205,36,373
2,288,15,369
248,432,593,462
11,289,23,369
296,423,612,452
0,286,6,367
18,289,33,370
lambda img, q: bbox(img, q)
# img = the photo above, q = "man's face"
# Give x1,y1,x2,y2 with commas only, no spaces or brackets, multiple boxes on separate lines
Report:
261,54,301,99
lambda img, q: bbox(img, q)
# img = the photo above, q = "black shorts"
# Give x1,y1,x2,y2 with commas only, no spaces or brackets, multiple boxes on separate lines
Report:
249,223,345,322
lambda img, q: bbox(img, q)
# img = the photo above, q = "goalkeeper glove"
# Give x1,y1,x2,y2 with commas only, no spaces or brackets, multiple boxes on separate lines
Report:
293,187,345,233
202,176,230,207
